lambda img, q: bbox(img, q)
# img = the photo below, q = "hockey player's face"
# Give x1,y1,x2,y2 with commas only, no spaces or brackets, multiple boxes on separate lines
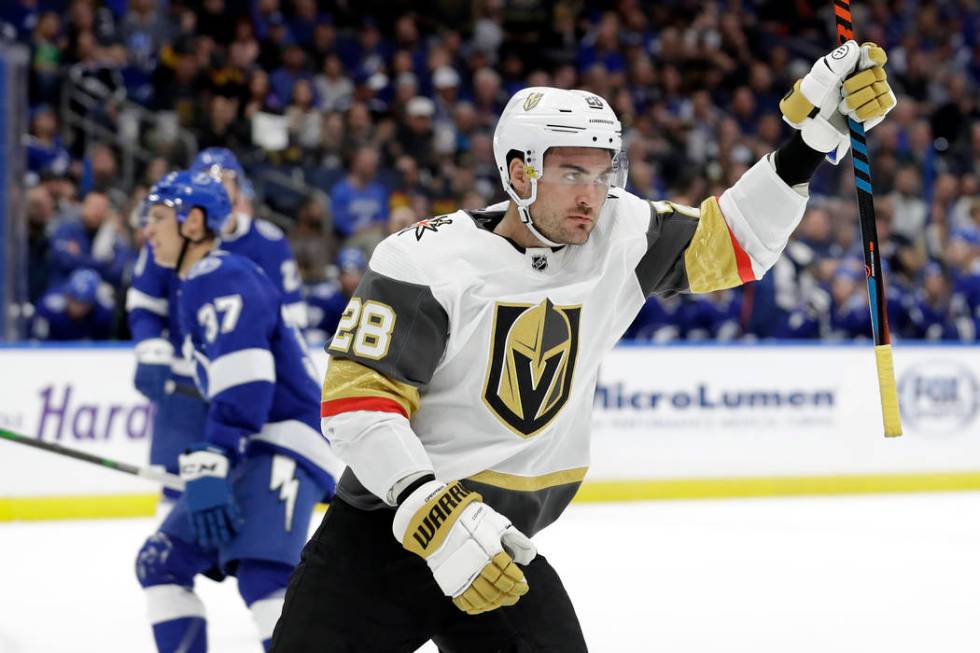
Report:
534,148,612,245
143,204,181,268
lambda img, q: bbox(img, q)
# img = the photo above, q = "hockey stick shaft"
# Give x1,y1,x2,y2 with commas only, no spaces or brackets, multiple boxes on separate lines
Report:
834,0,902,437
0,428,185,491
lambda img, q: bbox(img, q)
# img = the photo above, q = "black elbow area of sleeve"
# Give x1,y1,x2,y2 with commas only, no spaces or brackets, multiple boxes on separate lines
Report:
773,132,826,187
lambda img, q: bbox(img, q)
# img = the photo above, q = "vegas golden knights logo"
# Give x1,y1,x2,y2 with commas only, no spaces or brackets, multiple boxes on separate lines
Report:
483,299,581,438
522,92,544,111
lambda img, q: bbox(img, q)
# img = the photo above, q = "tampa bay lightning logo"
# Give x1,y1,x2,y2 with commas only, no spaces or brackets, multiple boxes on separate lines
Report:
898,360,980,434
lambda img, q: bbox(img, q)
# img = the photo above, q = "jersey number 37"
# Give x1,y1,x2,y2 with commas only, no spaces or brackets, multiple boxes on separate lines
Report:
328,298,396,360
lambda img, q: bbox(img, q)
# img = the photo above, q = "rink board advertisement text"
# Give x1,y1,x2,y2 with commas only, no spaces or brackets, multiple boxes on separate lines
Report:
2,343,980,519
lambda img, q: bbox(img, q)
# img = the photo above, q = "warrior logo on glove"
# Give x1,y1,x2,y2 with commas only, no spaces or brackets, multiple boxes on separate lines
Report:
483,299,581,438
408,482,478,553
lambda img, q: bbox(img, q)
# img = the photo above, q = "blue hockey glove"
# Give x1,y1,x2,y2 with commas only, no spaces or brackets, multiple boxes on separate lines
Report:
178,445,243,549
133,338,173,401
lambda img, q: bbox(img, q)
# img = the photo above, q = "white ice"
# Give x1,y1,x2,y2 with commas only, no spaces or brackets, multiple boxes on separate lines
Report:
2,492,980,653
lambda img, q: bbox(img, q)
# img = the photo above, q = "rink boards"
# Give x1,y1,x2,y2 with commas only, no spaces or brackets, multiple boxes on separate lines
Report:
2,342,979,520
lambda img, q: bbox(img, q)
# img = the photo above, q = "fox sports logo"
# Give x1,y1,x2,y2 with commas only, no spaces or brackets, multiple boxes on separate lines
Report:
898,360,980,434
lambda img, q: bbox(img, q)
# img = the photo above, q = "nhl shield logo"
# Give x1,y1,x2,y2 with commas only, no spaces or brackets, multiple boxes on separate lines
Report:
522,92,544,111
531,254,548,271
482,299,581,438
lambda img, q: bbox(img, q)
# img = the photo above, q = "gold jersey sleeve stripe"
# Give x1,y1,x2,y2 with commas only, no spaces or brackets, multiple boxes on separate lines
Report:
683,196,753,293
321,357,421,418
467,466,589,492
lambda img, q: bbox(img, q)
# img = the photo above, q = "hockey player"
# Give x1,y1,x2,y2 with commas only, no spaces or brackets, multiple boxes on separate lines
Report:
189,147,306,328
272,41,896,651
127,151,304,506
136,171,341,653
30,267,115,341
303,247,368,343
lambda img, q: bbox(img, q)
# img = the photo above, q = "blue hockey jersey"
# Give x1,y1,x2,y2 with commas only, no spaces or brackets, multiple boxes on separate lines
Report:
49,216,132,288
127,246,182,349
30,285,115,341
179,250,339,487
302,281,349,343
220,214,305,327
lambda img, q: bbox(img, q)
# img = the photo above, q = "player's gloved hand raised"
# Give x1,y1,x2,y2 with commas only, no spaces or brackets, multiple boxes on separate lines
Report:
392,479,537,615
779,40,896,164
133,338,173,402
178,445,243,549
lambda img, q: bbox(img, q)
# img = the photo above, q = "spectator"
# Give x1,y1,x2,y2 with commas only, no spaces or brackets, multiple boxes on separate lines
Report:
391,96,436,171
285,78,321,155
30,268,115,341
387,205,417,235
329,146,389,247
27,185,57,303
890,165,929,246
314,53,353,113
270,44,314,109
119,0,172,75
25,105,70,185
288,194,335,284
48,190,131,289
78,143,127,208
199,94,250,151
907,262,971,340
28,11,62,106
150,35,208,128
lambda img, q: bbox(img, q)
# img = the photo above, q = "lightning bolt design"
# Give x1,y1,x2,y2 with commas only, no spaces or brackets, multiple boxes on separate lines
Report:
269,455,299,533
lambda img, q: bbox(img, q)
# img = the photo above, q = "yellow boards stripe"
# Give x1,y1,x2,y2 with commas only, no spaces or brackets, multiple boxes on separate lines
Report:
574,472,980,502
0,494,161,521
6,472,980,520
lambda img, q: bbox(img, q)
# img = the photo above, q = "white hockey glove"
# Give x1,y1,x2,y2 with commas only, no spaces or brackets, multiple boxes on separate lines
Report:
133,338,173,402
780,40,896,164
392,479,537,615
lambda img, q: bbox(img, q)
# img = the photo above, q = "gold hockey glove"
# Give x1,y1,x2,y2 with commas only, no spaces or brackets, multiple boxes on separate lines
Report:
780,40,896,164
392,479,537,615
838,42,896,128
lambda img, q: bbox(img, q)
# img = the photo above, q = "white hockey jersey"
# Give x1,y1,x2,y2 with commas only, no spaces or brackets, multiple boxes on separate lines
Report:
322,154,808,535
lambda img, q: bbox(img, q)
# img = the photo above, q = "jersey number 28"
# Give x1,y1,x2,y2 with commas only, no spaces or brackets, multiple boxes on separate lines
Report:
328,298,396,360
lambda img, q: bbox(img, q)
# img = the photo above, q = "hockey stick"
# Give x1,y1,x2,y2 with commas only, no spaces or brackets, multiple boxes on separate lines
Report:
0,428,186,491
834,0,902,437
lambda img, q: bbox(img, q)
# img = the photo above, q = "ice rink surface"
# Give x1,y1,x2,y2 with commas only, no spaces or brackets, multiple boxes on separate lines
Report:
3,492,980,653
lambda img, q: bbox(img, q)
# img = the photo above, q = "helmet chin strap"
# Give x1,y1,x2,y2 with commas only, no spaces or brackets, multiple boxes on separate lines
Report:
517,204,563,248
175,220,217,273
508,176,564,248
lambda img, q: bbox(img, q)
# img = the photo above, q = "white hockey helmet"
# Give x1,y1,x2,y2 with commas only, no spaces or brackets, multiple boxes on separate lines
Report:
492,87,626,246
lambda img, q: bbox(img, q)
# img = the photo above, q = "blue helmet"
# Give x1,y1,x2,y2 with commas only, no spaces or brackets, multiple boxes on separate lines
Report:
190,147,255,199
337,247,368,273
147,170,232,233
65,268,101,304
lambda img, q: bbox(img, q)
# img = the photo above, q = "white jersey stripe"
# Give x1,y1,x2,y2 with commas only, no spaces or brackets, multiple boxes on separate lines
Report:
249,591,286,640
126,288,169,316
207,348,275,398
281,301,308,328
144,584,206,625
252,419,346,480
